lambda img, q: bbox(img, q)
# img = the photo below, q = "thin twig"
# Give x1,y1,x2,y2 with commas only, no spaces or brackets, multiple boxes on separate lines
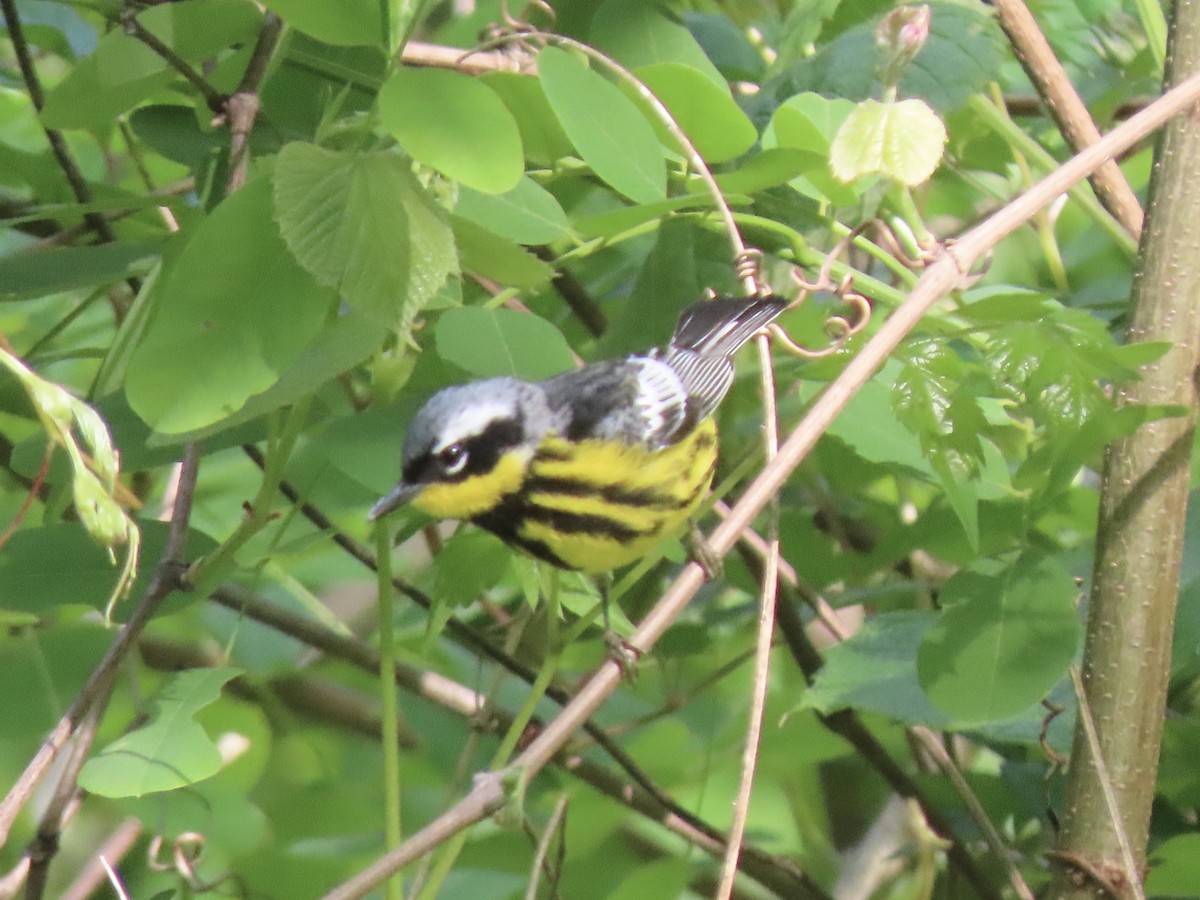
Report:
524,796,568,900
991,0,1144,238
22,691,110,900
715,337,782,900
909,726,1037,900
0,0,119,246
0,443,200,846
225,12,283,192
58,819,142,900
120,10,226,114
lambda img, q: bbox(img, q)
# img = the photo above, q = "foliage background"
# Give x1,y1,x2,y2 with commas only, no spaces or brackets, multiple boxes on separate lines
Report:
1,0,1198,897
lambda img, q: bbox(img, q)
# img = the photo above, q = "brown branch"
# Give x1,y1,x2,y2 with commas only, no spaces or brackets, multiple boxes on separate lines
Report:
59,818,142,900
202,585,824,898
400,40,526,74
0,0,117,244
225,12,282,193
21,697,106,900
530,246,608,337
0,443,201,847
992,0,1144,238
120,9,226,114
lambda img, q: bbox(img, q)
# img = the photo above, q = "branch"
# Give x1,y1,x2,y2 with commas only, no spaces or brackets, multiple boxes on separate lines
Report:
0,0,117,244
225,12,283,193
0,443,201,846
120,9,226,114
1048,5,1200,893
204,585,823,898
992,0,1144,238
21,699,102,900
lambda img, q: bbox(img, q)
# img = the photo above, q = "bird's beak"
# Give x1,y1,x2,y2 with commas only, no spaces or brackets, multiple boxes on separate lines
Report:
368,482,423,522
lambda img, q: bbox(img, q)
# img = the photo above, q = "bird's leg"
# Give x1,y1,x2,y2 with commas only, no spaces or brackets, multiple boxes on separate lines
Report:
686,521,723,581
598,573,640,678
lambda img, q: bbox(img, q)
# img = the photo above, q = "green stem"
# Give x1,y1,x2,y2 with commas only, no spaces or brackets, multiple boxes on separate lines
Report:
890,185,934,248
375,523,404,900
967,94,1139,257
186,399,311,595
1132,0,1169,70
415,608,563,900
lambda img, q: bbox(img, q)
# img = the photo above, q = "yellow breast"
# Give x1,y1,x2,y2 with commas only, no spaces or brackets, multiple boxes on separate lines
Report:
513,418,719,572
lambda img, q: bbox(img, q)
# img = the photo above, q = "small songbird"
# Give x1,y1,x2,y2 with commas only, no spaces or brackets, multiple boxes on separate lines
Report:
369,295,787,574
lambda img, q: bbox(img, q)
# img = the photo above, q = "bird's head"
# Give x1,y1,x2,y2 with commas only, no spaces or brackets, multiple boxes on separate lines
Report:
369,379,541,523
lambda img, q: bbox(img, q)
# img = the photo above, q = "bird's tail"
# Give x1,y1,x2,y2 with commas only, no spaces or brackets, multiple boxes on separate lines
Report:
669,295,788,358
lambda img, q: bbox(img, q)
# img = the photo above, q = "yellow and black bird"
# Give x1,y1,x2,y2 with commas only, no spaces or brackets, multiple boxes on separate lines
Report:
369,295,787,574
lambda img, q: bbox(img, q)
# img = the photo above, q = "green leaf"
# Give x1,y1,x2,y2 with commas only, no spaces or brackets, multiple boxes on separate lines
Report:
591,0,725,86
130,103,278,170
272,143,457,327
40,0,262,129
479,72,575,167
455,176,569,245
633,63,756,164
831,99,946,185
769,92,855,153
918,553,1080,725
453,217,556,289
433,531,513,609
378,67,524,194
1147,834,1200,896
0,243,161,302
79,668,242,797
260,35,385,138
435,307,575,381
155,311,388,444
0,622,112,736
0,521,217,614
802,610,951,727
126,174,337,435
713,148,825,193
259,0,382,46
820,369,934,477
537,47,667,204
958,287,1058,323
120,782,268,855
765,93,860,204
773,1,1003,113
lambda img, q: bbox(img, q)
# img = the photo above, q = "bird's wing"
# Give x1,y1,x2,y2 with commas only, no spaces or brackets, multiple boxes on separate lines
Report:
541,358,688,449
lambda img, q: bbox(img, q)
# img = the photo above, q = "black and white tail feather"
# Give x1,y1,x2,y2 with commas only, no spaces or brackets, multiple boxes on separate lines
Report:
662,295,788,424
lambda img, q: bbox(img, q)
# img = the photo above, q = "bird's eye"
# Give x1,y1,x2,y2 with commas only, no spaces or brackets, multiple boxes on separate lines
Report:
438,442,468,475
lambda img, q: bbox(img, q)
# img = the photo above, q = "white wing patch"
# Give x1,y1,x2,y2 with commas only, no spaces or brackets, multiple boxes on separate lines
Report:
630,357,688,445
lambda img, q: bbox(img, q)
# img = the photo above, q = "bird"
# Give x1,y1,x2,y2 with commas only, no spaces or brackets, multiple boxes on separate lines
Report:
369,294,787,575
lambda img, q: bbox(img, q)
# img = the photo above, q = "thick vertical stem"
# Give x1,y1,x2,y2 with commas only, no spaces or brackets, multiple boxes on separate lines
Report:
1049,2,1200,896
